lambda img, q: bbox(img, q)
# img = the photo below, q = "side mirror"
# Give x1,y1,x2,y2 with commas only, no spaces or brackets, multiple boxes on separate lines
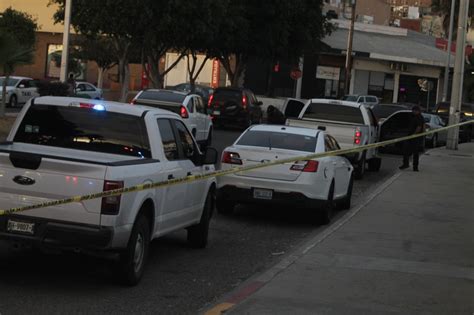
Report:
18,84,25,88
202,147,218,165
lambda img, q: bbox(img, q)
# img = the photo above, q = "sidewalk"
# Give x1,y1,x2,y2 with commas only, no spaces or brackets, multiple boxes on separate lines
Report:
210,144,474,314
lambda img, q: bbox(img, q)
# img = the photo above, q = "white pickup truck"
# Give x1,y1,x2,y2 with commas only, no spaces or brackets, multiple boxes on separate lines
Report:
0,96,218,285
287,99,381,179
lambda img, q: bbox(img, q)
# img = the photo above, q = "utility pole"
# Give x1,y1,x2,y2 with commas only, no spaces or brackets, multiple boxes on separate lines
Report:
59,0,72,82
441,0,455,102
446,0,469,150
344,0,356,95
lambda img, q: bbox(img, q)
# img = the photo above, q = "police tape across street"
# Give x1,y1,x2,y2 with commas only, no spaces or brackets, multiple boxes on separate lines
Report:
0,120,472,217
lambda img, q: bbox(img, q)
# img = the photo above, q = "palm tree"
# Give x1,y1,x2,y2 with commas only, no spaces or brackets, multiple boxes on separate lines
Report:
0,32,34,117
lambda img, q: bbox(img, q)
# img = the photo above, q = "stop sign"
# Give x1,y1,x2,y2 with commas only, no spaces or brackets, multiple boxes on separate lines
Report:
290,68,302,80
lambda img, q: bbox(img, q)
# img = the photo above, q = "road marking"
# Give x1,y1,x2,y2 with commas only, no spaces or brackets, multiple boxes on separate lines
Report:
204,303,235,315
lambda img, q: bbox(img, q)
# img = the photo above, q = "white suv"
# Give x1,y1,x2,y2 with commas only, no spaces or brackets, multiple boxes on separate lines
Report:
0,76,40,108
132,89,213,146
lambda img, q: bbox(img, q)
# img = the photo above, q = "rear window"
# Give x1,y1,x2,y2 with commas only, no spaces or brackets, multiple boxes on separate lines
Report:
236,130,317,153
138,91,186,103
14,105,151,158
343,95,358,102
303,103,364,124
213,89,242,102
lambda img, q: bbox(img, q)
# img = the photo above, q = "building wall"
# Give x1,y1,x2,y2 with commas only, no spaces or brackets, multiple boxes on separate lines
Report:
356,0,391,25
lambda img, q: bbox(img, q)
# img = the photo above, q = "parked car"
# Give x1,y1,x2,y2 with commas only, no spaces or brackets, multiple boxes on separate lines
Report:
170,83,213,104
423,113,447,147
131,89,213,146
343,94,379,106
0,96,218,285
434,102,474,142
217,124,354,224
0,76,39,107
208,87,263,129
75,81,103,99
287,99,381,179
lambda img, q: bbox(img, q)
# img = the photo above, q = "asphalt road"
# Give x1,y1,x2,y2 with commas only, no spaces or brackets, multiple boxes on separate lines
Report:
0,128,401,315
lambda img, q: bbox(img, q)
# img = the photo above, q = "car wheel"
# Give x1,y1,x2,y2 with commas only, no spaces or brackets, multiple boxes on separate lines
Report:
339,175,353,210
354,153,366,180
367,157,382,172
8,94,17,108
117,213,150,286
216,194,235,215
187,189,213,248
319,181,335,225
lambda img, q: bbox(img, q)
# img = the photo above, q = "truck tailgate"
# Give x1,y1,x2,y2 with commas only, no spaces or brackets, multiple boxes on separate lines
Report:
0,149,110,225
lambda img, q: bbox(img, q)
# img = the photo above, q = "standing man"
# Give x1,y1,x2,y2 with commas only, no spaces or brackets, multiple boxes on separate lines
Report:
400,105,425,171
67,73,76,96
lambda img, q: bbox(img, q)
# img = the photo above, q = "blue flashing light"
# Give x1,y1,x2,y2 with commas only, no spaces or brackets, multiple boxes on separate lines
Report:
93,104,106,111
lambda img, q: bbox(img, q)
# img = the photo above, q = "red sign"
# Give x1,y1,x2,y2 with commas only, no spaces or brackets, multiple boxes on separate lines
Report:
290,68,302,80
211,59,220,88
436,38,473,56
141,64,150,90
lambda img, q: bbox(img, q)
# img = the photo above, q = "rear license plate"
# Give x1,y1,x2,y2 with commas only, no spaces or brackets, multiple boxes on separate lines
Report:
7,220,35,235
212,110,221,116
253,188,273,200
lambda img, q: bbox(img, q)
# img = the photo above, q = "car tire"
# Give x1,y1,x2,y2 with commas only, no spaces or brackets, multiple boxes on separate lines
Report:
319,181,335,225
339,175,353,210
367,157,382,172
216,194,235,215
8,94,17,108
187,190,213,249
354,153,366,180
117,213,150,286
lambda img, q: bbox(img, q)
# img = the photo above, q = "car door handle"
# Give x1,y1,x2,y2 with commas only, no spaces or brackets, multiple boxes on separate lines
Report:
168,174,174,180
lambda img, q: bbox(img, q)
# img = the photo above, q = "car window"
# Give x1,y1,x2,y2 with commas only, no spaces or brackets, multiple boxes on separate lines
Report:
328,135,341,150
0,78,20,87
195,96,206,114
303,103,365,124
14,105,151,158
157,119,179,161
367,109,377,126
248,91,257,104
187,98,194,113
85,84,96,91
19,80,30,88
213,89,242,104
285,100,305,118
325,136,336,152
237,130,317,153
138,90,186,103
77,84,86,91
173,120,195,159
343,95,358,102
366,97,377,103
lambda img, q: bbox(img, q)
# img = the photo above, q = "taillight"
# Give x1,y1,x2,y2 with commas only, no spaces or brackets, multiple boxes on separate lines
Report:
242,94,248,109
101,180,124,215
180,105,189,118
208,94,214,108
290,160,319,172
222,151,242,165
354,128,362,145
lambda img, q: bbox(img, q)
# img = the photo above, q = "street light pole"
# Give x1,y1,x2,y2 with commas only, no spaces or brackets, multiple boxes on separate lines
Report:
59,0,72,82
446,0,469,150
344,0,356,95
441,0,456,102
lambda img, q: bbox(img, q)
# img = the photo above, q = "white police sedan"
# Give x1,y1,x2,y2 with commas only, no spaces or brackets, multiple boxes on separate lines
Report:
216,124,354,224
0,76,40,108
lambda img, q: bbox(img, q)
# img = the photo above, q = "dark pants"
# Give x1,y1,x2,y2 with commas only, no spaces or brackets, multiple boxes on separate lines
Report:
402,139,421,168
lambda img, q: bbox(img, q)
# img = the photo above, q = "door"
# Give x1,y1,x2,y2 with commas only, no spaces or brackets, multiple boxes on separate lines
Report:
156,118,187,232
194,96,208,141
17,79,37,103
284,99,306,118
172,119,207,217
326,135,347,198
185,97,199,140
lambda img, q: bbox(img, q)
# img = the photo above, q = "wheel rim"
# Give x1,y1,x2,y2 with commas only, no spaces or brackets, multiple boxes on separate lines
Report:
133,233,145,273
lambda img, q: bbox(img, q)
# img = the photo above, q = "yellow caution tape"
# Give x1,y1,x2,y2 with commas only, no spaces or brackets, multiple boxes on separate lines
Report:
0,120,472,216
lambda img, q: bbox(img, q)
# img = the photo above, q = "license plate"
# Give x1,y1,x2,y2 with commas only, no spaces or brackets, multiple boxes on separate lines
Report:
7,220,35,235
212,110,221,116
253,188,273,200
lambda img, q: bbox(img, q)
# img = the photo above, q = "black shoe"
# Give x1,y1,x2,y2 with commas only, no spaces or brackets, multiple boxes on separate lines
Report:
399,164,409,170
413,167,419,172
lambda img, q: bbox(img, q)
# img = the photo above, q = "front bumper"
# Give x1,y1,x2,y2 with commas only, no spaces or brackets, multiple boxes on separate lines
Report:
0,215,113,251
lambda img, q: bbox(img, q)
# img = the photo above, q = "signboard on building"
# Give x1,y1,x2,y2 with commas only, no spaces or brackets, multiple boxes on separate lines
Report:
211,59,220,88
316,66,340,81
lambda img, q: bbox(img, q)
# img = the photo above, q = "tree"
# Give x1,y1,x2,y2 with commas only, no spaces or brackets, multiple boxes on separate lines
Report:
432,0,474,38
0,8,37,117
52,0,144,102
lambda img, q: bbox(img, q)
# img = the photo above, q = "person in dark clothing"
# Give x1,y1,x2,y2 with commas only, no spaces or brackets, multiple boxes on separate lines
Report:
267,105,286,124
66,73,76,96
400,105,425,171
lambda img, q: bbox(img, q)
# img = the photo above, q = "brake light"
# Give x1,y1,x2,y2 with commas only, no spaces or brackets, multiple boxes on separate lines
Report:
101,180,124,215
222,151,242,165
208,94,214,108
290,160,319,172
242,94,248,109
354,128,362,145
180,105,189,118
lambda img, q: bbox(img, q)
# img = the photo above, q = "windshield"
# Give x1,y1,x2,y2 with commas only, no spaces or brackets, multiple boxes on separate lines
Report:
14,105,151,158
237,130,317,153
303,103,364,124
422,114,432,123
343,95,358,102
0,78,20,87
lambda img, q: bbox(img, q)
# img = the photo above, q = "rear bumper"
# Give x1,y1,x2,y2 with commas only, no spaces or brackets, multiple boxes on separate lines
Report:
217,185,327,208
0,215,113,251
